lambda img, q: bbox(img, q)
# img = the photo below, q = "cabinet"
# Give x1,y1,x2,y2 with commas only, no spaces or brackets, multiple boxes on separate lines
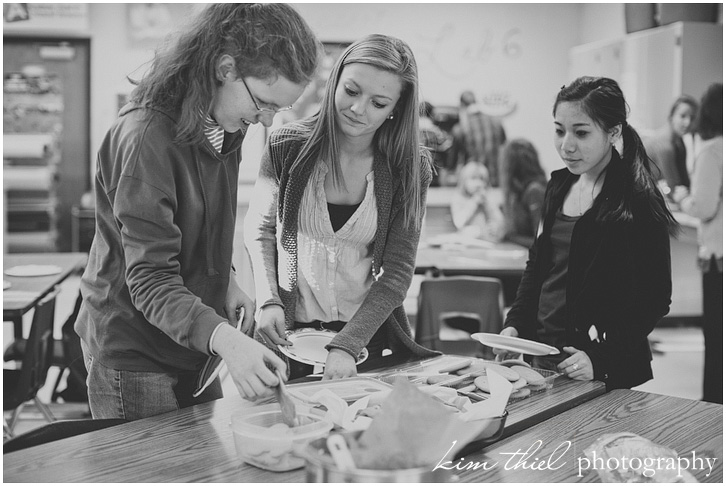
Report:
3,38,91,252
3,133,60,251
569,21,722,131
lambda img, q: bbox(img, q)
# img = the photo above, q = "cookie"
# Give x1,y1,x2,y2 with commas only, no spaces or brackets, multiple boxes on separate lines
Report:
437,359,472,374
511,365,546,386
473,375,492,393
510,388,531,399
482,363,520,382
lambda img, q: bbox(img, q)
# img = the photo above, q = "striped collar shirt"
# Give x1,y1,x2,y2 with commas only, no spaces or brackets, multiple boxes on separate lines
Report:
202,112,225,153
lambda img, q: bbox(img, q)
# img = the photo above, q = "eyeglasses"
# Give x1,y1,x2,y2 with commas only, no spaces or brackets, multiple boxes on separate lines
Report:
240,77,293,114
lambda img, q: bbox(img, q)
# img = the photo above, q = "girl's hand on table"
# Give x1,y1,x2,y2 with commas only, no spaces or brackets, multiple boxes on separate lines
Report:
323,348,357,380
557,346,594,380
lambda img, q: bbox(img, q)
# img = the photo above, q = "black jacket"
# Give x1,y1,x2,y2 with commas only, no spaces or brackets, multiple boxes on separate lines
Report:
504,153,672,390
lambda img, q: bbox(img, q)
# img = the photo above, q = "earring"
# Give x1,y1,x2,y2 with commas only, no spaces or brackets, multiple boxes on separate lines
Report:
387,114,394,120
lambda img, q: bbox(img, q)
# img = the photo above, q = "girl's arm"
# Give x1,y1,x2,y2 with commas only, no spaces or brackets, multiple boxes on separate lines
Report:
243,139,284,311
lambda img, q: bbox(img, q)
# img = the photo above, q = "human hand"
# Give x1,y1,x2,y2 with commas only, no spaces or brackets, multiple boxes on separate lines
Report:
671,185,689,205
492,326,522,360
211,324,287,400
256,305,292,346
557,346,594,381
322,348,357,380
225,274,255,335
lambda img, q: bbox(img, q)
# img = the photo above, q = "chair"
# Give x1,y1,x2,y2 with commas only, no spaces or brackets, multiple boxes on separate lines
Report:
3,418,128,454
4,289,59,437
414,276,504,358
4,291,87,403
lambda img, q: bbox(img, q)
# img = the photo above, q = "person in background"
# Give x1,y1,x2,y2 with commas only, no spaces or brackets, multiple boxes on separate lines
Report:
448,90,507,186
672,83,722,404
244,34,439,381
419,101,453,187
75,4,321,420
645,95,698,197
496,77,678,391
450,160,505,242
501,138,548,248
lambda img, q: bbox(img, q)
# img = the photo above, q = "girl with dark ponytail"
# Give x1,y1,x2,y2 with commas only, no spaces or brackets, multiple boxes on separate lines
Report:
496,76,677,391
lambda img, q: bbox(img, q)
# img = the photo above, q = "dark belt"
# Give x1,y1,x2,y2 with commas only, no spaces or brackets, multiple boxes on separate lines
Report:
294,320,346,332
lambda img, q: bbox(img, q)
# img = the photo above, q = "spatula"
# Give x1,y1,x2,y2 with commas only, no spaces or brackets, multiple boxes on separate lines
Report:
275,369,297,427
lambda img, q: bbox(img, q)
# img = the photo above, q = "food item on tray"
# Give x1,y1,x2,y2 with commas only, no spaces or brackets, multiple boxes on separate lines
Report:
582,432,698,483
437,359,473,374
511,377,528,390
510,365,546,386
481,362,520,382
499,359,532,368
426,374,457,385
474,375,493,393
510,387,531,399
455,362,487,375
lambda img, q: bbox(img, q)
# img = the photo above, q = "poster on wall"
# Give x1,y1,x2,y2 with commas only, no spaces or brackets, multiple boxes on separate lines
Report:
3,3,89,33
3,64,63,135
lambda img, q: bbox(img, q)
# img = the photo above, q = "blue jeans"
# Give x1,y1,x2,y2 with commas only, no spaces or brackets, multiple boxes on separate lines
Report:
81,340,223,421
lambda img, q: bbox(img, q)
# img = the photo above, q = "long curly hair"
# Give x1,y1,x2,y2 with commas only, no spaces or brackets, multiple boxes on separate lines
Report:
553,76,678,235
129,4,321,145
285,34,430,230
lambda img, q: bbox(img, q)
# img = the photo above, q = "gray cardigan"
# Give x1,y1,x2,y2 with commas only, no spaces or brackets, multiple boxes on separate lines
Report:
244,124,439,361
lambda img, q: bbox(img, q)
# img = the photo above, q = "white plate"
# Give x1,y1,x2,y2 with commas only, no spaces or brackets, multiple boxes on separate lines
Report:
4,265,62,277
278,328,368,366
471,333,559,356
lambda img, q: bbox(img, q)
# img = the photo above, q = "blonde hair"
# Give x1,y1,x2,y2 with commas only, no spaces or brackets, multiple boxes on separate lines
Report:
457,161,489,196
287,34,430,230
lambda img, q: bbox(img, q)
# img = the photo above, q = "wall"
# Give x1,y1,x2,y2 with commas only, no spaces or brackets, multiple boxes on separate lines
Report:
87,3,628,177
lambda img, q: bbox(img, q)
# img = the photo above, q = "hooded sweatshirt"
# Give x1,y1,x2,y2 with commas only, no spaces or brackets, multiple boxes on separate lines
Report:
76,103,244,373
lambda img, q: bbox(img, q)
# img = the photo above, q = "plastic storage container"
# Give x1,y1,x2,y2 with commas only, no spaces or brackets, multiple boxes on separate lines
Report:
230,404,333,472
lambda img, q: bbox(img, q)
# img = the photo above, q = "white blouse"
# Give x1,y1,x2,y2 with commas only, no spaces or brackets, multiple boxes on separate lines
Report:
295,161,378,323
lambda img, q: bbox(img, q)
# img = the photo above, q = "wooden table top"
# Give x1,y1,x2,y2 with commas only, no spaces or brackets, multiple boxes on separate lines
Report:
415,242,528,275
3,363,605,483
3,252,87,318
453,389,723,483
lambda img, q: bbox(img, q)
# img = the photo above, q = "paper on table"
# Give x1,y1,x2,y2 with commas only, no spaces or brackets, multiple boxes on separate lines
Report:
459,369,512,422
309,389,375,431
352,379,494,469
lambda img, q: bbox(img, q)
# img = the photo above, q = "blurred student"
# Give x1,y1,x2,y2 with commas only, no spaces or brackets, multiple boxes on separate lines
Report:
501,138,548,248
244,34,438,381
450,161,505,241
419,101,453,187
672,83,722,404
645,95,698,195
76,4,321,420
496,77,678,391
449,90,507,186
